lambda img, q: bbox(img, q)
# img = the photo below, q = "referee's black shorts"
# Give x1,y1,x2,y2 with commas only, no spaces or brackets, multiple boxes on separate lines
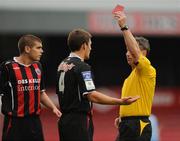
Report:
58,112,94,141
117,116,152,141
2,115,44,141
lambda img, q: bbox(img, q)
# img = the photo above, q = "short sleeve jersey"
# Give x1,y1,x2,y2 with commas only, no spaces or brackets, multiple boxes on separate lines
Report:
0,58,45,117
120,55,156,117
56,56,96,113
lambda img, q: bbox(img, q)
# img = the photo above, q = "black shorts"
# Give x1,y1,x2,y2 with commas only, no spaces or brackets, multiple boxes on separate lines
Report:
58,112,94,141
117,116,152,141
2,115,44,141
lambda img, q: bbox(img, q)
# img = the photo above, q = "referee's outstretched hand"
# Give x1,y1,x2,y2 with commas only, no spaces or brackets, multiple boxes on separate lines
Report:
120,96,140,105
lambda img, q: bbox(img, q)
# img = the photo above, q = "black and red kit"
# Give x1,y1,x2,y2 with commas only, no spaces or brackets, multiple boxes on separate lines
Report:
0,58,45,141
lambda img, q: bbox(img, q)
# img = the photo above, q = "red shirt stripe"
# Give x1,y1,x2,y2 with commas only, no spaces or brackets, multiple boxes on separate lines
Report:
24,67,35,114
12,63,24,117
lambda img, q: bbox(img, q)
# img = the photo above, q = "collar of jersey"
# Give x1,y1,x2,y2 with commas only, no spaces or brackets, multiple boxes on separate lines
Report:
13,57,33,67
69,53,83,61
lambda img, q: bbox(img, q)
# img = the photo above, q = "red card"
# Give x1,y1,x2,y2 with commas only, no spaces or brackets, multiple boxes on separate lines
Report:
112,5,124,14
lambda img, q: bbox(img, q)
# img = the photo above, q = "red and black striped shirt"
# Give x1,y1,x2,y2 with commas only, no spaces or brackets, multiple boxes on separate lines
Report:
0,58,45,117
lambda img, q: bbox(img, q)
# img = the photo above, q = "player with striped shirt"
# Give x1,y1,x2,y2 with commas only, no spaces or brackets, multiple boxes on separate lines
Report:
0,35,61,141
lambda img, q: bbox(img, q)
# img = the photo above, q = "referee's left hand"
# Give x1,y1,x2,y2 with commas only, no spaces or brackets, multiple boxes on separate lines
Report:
120,96,140,105
53,107,62,117
114,117,121,128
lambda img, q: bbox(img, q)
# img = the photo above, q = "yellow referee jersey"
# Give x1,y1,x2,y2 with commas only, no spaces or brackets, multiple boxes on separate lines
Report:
120,55,156,117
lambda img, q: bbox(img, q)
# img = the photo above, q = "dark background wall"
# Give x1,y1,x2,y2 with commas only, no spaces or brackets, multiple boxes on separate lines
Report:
0,34,179,87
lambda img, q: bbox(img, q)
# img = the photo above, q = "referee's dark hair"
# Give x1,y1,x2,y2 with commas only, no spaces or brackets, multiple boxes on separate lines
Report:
18,34,42,54
67,28,92,52
135,36,150,56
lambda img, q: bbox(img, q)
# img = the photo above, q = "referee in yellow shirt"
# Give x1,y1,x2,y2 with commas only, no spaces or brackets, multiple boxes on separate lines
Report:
113,11,156,141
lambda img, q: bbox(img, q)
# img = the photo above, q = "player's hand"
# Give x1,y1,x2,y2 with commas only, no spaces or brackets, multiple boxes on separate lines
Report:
114,117,121,128
53,107,62,118
113,11,127,28
120,96,140,105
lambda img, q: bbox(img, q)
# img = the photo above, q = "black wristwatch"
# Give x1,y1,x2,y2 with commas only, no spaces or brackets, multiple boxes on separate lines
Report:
121,25,129,31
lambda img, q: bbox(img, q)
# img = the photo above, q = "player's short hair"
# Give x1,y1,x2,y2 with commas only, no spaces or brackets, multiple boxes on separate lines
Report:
18,34,42,54
135,36,150,54
67,28,92,52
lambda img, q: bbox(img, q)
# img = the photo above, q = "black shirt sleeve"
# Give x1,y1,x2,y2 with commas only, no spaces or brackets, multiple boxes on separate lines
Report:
0,62,9,95
77,63,96,95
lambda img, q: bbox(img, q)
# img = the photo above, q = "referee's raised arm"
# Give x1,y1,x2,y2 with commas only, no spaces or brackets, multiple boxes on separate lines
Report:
113,7,156,141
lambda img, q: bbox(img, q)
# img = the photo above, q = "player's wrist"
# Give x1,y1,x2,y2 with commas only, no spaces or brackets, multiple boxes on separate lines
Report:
119,99,124,105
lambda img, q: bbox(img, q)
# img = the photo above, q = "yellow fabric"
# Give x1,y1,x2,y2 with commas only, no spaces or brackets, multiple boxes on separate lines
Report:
120,55,156,117
140,120,149,136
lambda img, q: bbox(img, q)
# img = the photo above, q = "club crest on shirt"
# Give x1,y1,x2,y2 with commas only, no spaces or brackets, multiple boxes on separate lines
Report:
35,68,41,75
